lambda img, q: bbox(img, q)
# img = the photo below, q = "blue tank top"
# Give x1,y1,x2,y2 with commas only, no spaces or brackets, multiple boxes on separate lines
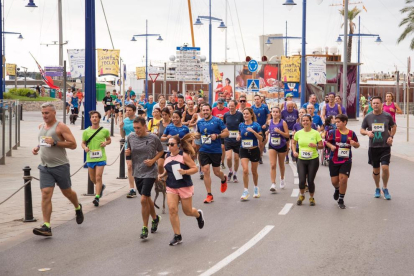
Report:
269,119,287,149
326,104,340,117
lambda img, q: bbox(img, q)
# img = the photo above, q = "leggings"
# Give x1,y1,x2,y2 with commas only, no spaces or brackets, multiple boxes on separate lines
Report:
297,158,319,194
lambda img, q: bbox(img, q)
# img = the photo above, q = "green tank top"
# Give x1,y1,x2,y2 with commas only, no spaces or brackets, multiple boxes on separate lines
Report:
38,121,69,167
367,104,373,114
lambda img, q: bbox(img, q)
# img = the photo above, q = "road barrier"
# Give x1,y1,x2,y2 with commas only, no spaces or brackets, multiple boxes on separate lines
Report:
0,100,21,165
22,166,37,222
117,139,127,179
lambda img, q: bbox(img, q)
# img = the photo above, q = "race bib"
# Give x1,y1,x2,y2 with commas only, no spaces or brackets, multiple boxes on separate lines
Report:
151,127,159,135
300,150,313,159
39,136,51,147
242,140,253,148
229,131,238,138
90,150,102,159
201,135,211,145
271,137,281,146
338,148,350,158
106,101,111,105
372,123,384,132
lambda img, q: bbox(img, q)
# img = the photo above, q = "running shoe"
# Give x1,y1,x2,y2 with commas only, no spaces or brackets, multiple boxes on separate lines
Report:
33,224,52,237
280,178,286,189
285,157,289,164
151,215,161,233
253,186,260,198
204,194,214,204
93,197,99,207
220,176,228,193
126,189,137,198
333,189,339,201
382,188,391,200
228,171,233,181
169,234,182,246
103,117,106,121
196,210,205,229
264,147,267,153
140,226,149,239
100,184,106,198
200,172,204,180
309,197,316,206
241,190,250,201
75,204,84,224
297,195,305,205
259,157,263,164
221,163,226,170
233,175,238,183
338,200,346,209
270,184,277,193
374,188,381,198
107,120,110,123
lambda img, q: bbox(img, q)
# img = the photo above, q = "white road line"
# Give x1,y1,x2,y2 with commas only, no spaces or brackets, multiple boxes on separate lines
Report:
278,203,294,215
294,178,299,185
200,225,275,276
289,162,298,177
291,189,299,198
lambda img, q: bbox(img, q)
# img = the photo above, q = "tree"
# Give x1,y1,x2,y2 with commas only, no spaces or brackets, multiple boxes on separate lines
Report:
398,0,414,49
340,7,362,62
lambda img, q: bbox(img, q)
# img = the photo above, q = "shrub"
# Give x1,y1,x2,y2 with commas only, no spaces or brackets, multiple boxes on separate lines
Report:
8,88,38,97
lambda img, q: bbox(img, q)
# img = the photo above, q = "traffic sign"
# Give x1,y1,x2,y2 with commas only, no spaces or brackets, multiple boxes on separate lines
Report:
248,60,259,73
149,73,159,83
247,79,260,92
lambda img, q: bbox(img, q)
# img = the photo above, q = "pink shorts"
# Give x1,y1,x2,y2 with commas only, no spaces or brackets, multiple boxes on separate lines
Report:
166,186,194,199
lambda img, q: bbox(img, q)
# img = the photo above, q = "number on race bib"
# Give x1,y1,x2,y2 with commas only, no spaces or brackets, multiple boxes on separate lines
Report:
372,123,384,132
201,135,212,144
229,131,238,138
90,150,102,159
242,140,253,148
300,150,312,159
338,148,350,158
271,137,281,146
106,102,111,105
39,136,52,147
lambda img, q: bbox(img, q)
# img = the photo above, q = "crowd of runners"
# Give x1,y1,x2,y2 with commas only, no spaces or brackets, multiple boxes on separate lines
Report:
31,88,398,246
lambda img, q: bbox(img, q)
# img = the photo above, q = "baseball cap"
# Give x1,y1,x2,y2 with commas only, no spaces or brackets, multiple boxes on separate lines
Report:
286,93,293,98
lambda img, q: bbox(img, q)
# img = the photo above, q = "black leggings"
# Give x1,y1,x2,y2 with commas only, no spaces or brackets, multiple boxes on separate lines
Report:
297,158,319,194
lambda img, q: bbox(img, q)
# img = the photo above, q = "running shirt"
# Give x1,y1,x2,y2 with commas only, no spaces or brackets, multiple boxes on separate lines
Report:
252,104,270,127
269,119,287,149
327,129,358,164
163,124,190,139
302,102,320,115
292,122,317,150
311,115,323,128
82,127,110,163
294,129,322,160
66,92,73,103
325,103,341,117
212,107,230,121
123,117,135,148
71,96,79,109
164,151,193,189
103,96,112,106
212,101,228,108
197,116,226,154
239,122,262,148
174,104,186,116
144,102,157,119
361,112,395,148
147,117,162,135
223,111,244,143
340,105,347,115
281,109,299,131
383,102,396,122
110,94,117,106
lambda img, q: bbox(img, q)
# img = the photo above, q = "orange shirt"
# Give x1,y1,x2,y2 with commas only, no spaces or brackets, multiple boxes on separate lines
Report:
76,92,83,101
222,85,232,99
236,102,252,109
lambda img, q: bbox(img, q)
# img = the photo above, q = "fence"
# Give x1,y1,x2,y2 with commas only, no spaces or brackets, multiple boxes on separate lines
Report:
0,100,21,165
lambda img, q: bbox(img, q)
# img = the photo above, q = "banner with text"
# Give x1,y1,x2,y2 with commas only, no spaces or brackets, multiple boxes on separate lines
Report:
136,67,146,79
67,49,85,78
307,57,326,84
97,49,120,77
6,64,16,76
281,56,301,83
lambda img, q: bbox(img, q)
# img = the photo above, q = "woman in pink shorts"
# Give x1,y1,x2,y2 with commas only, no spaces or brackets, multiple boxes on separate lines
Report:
158,134,205,246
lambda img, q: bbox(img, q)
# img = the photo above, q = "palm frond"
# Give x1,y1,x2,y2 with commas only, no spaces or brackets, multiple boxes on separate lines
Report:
399,16,414,27
397,23,414,44
410,37,414,50
400,6,414,14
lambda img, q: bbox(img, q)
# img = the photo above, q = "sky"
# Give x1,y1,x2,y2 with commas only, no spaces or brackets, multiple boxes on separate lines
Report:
3,0,412,76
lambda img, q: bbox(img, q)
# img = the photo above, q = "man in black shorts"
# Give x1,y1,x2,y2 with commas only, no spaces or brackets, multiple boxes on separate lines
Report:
361,96,396,200
126,116,164,239
102,91,113,123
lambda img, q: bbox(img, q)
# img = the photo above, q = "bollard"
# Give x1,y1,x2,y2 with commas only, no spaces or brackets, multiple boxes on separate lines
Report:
117,139,127,179
23,166,37,222
84,170,95,196
81,111,85,130
19,104,23,121
110,114,115,137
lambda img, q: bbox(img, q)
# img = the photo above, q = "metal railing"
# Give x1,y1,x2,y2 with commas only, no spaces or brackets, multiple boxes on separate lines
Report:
0,100,21,165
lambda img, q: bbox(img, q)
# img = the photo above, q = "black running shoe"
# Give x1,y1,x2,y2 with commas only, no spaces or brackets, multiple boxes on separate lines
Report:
33,224,52,236
333,189,339,201
169,234,182,246
76,204,84,224
200,174,204,180
259,157,263,164
196,209,205,229
151,215,161,233
140,227,149,239
338,200,346,209
100,184,106,198
126,189,137,198
93,197,99,207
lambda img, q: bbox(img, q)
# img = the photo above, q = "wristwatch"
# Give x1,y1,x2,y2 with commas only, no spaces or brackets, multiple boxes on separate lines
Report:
53,140,57,147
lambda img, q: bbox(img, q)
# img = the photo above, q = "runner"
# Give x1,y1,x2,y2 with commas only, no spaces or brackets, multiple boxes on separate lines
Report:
266,106,289,192
321,92,342,122
325,114,360,209
335,95,347,115
102,91,113,123
292,114,323,206
69,93,79,125
360,96,396,200
292,108,318,164
252,94,270,164
120,104,138,198
302,94,320,115
147,107,162,135
195,103,205,179
144,95,157,122
306,104,323,130
182,100,197,132
158,134,205,246
162,111,190,141
32,103,84,236
238,108,263,200
196,104,229,203
174,95,186,116
65,88,73,115
81,111,111,207
236,94,251,111
126,116,164,239
223,100,244,183
212,98,230,169
280,93,298,110
281,101,299,164
156,108,172,174
383,92,402,123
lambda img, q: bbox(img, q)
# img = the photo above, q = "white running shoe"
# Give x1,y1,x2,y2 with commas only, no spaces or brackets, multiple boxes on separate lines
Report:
241,190,250,201
280,178,286,189
270,184,277,193
253,186,260,198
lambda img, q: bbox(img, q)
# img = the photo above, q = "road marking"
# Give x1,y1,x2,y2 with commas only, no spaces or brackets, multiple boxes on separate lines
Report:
200,225,274,276
289,162,298,177
294,178,299,185
291,189,299,197
278,203,293,215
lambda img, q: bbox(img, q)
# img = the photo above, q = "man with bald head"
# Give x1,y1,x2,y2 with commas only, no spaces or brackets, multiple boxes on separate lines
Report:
281,101,299,164
306,104,323,130
302,94,320,116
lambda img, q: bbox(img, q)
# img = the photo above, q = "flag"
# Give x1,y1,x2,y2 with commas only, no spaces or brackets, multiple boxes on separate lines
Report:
29,52,60,89
363,5,367,12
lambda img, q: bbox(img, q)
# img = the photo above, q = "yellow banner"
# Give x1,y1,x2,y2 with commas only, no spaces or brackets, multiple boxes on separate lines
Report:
212,64,222,82
281,56,301,83
6,63,16,76
136,67,146,80
97,49,120,77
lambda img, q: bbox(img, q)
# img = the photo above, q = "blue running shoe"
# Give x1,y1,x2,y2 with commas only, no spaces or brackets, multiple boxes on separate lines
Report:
374,188,381,198
382,188,391,200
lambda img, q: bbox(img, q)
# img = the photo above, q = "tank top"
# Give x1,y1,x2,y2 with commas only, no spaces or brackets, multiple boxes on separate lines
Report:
158,120,170,151
326,103,340,117
164,151,193,189
184,110,194,122
269,119,287,149
38,121,69,167
383,102,396,122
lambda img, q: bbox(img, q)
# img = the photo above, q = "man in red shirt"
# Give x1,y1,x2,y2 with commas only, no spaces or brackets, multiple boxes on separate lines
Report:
212,98,230,169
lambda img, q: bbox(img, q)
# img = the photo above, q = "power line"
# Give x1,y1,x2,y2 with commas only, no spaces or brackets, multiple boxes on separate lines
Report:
99,0,115,50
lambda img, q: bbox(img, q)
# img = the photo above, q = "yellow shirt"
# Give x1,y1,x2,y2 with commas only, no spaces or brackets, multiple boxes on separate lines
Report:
148,118,162,135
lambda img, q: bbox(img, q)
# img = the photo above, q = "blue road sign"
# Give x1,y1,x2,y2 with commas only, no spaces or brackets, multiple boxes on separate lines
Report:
247,79,260,92
284,82,300,97
248,60,259,73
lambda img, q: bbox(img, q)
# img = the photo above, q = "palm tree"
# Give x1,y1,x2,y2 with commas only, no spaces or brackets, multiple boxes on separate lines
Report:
340,7,362,62
398,0,414,49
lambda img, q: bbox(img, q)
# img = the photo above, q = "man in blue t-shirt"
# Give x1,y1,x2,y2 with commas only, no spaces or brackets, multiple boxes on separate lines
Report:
144,95,157,121
212,92,228,108
252,94,270,164
306,104,323,130
302,94,320,116
197,104,230,204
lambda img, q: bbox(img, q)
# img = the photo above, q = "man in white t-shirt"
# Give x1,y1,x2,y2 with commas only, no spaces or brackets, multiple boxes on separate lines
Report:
66,88,73,115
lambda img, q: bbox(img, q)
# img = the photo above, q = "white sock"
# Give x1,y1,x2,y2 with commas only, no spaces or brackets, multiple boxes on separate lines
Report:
244,188,248,192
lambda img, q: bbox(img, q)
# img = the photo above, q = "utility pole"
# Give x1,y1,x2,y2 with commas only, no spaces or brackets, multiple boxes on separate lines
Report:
58,0,63,66
342,0,349,108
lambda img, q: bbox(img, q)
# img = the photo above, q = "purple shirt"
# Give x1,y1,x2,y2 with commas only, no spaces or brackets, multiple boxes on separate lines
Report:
269,119,287,149
281,109,299,130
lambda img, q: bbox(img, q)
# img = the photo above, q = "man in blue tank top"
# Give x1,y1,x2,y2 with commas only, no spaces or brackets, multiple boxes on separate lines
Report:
252,94,270,164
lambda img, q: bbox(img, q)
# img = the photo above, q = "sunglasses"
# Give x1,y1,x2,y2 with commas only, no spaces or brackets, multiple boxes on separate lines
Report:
166,143,178,146
239,100,246,103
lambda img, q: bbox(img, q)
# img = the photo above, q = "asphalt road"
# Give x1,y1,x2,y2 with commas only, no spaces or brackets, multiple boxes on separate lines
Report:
1,145,413,276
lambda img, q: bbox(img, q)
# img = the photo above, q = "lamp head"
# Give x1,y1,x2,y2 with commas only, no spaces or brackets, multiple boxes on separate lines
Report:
194,18,203,29
131,36,137,42
157,35,163,42
26,0,38,12
375,36,382,45
18,34,24,40
336,36,343,45
218,21,227,32
283,0,297,11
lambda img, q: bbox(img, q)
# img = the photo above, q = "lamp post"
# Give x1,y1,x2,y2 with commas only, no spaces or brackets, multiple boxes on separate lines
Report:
194,0,227,105
336,16,382,118
84,0,96,130
265,21,301,56
131,20,163,100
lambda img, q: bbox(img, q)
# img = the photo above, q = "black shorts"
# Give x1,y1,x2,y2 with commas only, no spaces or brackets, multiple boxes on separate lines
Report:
104,106,112,112
111,105,115,110
115,108,119,114
368,147,391,168
239,147,261,162
199,152,222,167
269,144,287,153
221,138,225,145
126,155,132,161
134,178,155,197
224,141,240,154
329,161,352,177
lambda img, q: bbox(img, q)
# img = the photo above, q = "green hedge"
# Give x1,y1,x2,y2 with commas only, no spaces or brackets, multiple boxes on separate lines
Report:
8,88,38,97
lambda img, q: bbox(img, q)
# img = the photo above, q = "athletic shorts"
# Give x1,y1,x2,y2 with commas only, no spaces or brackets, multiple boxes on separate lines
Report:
199,152,222,167
368,147,391,168
221,138,225,145
104,106,112,112
38,164,72,190
134,178,156,197
225,141,241,154
269,144,287,153
110,105,115,110
87,161,107,168
239,147,260,162
329,161,352,177
114,108,119,114
166,185,194,199
65,102,70,107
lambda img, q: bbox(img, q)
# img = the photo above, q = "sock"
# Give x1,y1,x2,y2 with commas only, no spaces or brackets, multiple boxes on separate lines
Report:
208,193,213,196
229,168,233,173
339,194,345,202
75,205,81,210
130,188,135,192
44,222,51,228
221,177,226,183
244,188,248,192
272,183,276,185
95,195,100,199
300,193,305,196
335,187,339,191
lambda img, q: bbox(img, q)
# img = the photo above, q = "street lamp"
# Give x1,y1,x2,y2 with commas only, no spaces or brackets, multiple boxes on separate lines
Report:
265,21,301,56
336,36,343,45
283,0,297,11
131,20,163,100
25,0,38,11
194,1,227,105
